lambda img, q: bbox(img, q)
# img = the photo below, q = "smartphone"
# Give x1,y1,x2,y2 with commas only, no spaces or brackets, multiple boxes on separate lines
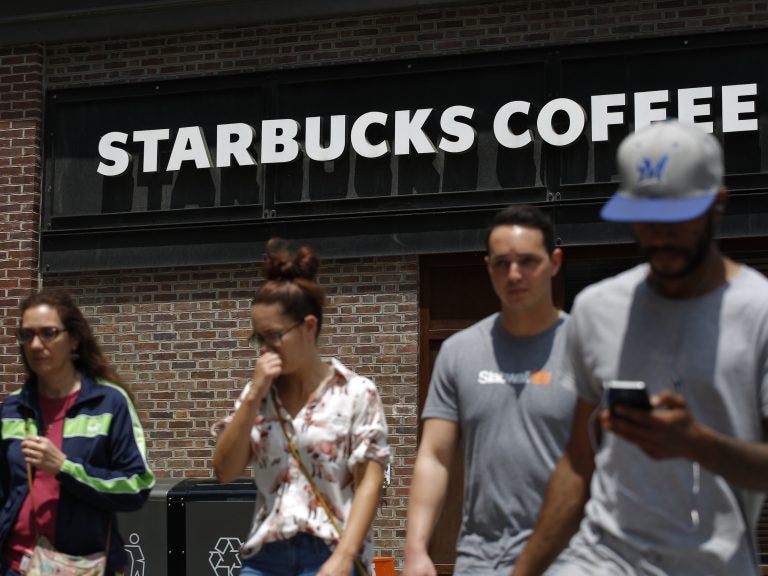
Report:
604,380,653,414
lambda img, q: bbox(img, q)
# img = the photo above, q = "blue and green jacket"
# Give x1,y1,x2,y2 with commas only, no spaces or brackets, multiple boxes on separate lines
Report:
0,375,155,571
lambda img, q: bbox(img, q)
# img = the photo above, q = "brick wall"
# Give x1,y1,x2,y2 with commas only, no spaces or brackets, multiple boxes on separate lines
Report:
0,44,43,393
3,0,768,567
44,1,768,88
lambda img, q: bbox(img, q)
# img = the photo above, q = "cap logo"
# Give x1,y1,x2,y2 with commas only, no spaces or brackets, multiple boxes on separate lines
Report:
603,121,721,222
636,154,669,185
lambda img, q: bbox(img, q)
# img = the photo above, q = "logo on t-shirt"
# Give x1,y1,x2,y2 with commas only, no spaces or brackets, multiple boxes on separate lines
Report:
477,369,552,386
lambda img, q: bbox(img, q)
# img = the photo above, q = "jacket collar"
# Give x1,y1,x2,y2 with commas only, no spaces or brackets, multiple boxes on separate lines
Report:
21,373,107,410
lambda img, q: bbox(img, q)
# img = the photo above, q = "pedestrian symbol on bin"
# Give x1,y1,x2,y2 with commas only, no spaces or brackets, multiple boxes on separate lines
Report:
208,537,243,576
125,533,145,576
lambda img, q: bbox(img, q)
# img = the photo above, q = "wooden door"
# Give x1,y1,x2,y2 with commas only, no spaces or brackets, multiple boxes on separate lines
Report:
418,253,498,574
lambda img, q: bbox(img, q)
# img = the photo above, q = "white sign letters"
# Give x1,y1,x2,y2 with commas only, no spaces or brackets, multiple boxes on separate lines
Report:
97,83,758,177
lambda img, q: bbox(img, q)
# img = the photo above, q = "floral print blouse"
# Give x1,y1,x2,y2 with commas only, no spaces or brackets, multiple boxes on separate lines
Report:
214,358,390,565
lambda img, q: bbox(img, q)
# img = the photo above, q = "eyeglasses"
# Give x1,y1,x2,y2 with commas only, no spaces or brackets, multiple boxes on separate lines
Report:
17,327,68,344
248,320,303,349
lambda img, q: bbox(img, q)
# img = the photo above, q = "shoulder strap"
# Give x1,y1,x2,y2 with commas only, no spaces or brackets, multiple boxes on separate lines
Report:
270,388,369,576
24,417,40,539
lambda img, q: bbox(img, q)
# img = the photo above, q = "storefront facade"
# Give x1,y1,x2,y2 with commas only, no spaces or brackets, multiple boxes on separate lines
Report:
3,1,768,569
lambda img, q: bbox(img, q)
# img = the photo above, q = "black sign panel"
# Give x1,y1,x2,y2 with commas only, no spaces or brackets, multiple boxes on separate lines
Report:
557,40,767,199
48,82,264,223
42,29,768,271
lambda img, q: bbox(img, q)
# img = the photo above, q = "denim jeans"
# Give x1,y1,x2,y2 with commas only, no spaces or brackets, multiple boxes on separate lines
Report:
0,564,19,576
240,533,361,576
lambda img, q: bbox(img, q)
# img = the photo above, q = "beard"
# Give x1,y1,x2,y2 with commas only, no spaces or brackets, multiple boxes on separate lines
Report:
637,219,714,280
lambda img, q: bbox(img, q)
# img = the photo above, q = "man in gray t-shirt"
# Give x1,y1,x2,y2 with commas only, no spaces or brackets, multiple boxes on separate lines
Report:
403,205,575,576
514,121,768,576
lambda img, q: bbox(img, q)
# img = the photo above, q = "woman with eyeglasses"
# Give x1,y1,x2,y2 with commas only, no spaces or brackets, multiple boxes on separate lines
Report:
213,239,390,576
0,289,155,576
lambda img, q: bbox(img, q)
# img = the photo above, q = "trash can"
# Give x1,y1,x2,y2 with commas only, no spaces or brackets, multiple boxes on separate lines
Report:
168,477,258,576
117,478,178,576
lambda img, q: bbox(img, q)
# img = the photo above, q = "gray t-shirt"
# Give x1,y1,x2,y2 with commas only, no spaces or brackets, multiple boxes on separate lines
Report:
565,263,768,575
423,312,575,575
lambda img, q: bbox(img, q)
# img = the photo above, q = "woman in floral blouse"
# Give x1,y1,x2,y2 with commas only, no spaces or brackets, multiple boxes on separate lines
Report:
214,239,390,576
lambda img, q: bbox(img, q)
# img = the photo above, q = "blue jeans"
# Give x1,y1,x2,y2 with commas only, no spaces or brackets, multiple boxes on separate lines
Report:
240,533,362,576
0,564,19,576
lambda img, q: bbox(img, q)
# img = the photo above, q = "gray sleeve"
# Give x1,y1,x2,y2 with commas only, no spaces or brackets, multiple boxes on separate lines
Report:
563,298,603,405
421,340,460,422
750,287,768,424
760,328,768,424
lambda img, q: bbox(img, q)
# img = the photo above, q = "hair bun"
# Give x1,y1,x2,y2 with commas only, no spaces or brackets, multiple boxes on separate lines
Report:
264,238,319,282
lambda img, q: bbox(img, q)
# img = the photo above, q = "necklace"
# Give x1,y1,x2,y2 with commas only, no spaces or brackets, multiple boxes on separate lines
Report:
646,264,722,533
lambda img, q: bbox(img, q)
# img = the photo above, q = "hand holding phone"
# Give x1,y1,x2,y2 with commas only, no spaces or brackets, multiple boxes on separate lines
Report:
605,380,653,415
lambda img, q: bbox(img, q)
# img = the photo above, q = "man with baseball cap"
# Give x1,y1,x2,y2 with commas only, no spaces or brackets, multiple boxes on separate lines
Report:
512,120,768,576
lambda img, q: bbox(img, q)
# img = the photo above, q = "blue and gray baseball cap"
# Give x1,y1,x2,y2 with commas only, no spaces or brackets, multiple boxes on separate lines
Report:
601,120,723,223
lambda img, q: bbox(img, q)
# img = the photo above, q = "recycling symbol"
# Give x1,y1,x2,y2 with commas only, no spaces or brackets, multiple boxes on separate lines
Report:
208,537,243,576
